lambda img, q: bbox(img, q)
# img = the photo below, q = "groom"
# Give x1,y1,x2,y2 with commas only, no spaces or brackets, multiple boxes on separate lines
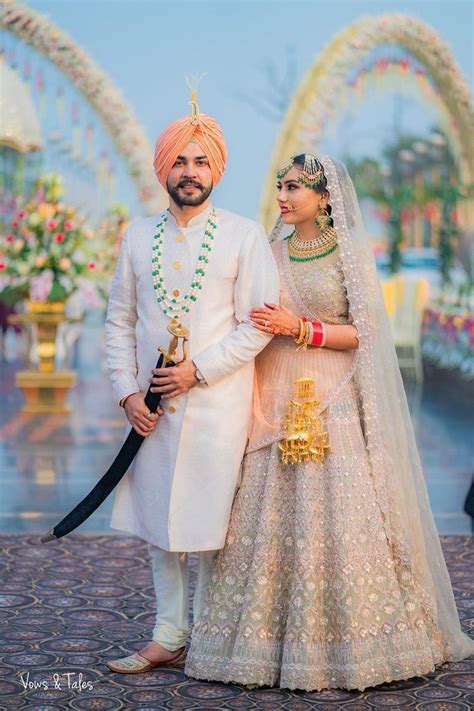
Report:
105,91,279,672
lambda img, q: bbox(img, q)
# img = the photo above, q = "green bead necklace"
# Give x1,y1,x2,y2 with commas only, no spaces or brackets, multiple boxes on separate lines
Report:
286,230,338,262
152,209,217,320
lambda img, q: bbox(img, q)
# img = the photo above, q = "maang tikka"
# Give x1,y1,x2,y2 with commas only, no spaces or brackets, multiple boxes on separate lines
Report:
277,153,324,190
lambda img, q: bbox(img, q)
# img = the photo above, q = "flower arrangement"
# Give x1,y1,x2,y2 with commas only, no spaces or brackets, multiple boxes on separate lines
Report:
422,283,474,379
0,174,105,305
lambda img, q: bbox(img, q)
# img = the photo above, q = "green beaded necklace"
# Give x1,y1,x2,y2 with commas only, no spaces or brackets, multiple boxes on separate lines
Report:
285,231,338,262
152,209,218,320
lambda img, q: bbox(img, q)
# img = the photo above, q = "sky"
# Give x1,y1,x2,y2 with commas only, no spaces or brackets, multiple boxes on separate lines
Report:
9,0,474,220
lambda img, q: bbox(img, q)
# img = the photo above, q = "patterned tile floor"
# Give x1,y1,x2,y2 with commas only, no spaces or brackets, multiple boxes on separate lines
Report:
0,534,473,710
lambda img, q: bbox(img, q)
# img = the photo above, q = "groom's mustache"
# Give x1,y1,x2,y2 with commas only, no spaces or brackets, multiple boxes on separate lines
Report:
178,180,204,189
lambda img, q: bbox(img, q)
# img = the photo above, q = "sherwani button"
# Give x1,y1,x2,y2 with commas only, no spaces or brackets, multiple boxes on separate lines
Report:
173,289,181,297
176,234,184,242
169,405,177,413
173,261,182,270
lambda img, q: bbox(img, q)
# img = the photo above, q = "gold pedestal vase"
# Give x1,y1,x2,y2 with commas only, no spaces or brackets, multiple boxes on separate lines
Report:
9,300,78,414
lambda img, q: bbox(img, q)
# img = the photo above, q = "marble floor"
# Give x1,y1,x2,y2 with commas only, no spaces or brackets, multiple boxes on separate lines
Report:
0,314,473,536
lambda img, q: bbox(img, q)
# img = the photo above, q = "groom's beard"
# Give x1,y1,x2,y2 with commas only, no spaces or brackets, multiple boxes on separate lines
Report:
167,179,213,207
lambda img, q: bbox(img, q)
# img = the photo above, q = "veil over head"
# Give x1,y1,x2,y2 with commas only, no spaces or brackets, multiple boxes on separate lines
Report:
271,154,473,660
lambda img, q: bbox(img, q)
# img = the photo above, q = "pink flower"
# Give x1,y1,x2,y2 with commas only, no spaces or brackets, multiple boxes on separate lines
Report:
17,210,27,220
87,260,97,271
54,232,65,243
11,220,18,229
0,259,7,271
59,257,71,270
30,270,54,302
47,219,58,230
5,235,15,244
64,220,74,231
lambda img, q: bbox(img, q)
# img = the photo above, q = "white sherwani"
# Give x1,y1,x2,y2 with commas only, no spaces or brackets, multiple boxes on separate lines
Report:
105,204,280,552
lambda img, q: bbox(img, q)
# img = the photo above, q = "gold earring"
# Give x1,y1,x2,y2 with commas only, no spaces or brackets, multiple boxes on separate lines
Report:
315,205,331,232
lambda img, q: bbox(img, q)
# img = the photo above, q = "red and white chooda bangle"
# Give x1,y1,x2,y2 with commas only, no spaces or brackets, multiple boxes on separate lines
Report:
310,319,327,347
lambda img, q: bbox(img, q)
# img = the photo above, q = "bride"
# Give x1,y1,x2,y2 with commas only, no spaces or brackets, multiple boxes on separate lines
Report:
184,154,473,691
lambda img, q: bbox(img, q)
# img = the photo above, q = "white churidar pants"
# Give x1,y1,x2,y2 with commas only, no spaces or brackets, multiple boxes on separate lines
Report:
148,543,218,651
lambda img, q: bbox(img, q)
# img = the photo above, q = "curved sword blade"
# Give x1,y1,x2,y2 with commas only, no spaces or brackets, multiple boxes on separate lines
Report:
40,353,173,542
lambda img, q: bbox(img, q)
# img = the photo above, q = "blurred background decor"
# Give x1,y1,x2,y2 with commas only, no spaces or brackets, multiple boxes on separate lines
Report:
422,285,474,380
0,173,107,411
259,13,473,230
0,0,159,404
0,0,166,225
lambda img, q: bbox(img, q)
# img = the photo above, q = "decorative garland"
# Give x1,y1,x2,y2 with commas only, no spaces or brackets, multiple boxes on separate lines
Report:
152,209,217,320
0,0,166,213
260,12,474,232
348,56,464,163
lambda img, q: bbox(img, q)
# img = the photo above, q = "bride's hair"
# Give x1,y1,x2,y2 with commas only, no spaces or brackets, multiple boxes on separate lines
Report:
292,153,334,227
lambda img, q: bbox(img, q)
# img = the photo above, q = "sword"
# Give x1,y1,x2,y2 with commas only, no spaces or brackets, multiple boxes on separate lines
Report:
40,320,189,543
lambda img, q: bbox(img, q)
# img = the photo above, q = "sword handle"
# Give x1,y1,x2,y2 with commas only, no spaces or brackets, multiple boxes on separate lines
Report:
159,320,189,365
144,353,174,413
146,322,189,412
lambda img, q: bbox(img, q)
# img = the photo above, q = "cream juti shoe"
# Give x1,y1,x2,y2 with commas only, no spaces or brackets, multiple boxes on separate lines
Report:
106,646,186,673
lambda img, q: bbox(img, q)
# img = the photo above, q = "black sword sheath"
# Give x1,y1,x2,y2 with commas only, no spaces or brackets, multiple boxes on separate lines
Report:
40,353,174,543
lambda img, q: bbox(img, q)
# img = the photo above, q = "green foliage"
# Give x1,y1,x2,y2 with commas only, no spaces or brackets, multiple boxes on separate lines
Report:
346,129,471,280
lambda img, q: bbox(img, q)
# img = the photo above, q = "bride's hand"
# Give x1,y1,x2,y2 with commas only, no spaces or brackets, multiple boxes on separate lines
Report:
249,303,300,337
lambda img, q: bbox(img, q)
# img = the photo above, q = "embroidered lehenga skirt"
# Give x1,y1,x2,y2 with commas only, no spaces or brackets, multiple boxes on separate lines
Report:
185,375,446,691
185,247,448,691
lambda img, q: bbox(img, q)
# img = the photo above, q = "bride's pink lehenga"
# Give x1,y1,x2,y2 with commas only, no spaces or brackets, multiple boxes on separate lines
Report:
185,157,474,691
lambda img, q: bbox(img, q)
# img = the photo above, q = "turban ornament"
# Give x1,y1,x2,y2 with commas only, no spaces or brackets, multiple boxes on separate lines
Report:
153,78,227,189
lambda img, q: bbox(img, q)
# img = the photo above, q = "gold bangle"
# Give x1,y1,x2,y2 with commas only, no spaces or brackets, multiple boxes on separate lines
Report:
300,319,310,350
299,320,307,346
295,318,312,349
299,319,306,344
294,318,306,346
304,319,311,348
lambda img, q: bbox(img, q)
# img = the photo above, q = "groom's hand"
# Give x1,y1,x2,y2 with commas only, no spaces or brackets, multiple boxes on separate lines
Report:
149,359,198,399
124,392,163,437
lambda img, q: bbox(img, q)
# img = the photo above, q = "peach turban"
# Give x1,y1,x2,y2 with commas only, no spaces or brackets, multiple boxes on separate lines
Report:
153,95,227,189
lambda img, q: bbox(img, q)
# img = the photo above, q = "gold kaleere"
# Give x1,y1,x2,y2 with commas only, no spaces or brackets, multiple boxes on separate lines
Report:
278,377,330,465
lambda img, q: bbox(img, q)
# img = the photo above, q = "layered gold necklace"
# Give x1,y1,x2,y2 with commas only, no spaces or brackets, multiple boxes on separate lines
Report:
287,226,337,262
